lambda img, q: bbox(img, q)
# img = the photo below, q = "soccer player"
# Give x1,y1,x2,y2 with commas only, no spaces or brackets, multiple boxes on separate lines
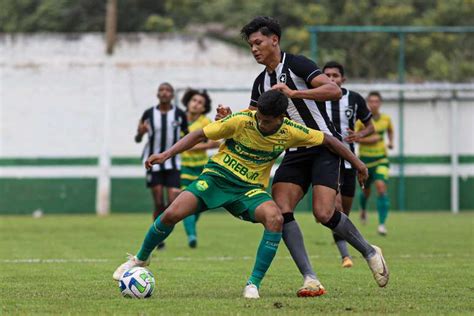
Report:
113,90,382,299
356,91,394,235
135,82,188,249
217,16,389,295
323,61,375,268
180,89,219,248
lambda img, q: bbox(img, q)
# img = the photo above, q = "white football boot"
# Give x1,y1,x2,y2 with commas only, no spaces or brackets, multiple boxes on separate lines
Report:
243,284,260,299
297,276,326,297
112,253,150,281
366,245,389,287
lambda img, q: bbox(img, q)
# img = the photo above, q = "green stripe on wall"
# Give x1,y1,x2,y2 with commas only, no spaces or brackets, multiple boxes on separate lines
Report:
0,155,473,166
0,178,96,214
0,158,98,166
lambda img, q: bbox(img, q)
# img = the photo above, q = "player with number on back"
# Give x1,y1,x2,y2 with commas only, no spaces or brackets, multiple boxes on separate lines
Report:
113,90,372,299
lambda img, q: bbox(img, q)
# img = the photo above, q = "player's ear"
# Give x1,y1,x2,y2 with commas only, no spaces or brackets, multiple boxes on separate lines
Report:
271,34,279,46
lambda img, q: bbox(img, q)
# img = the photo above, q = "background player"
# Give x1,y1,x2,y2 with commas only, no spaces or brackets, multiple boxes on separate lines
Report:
180,88,219,248
135,82,188,249
356,91,394,235
114,90,387,299
323,61,375,268
217,16,388,295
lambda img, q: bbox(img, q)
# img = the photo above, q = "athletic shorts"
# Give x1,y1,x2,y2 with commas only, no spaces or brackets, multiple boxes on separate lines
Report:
146,169,180,188
340,166,356,197
273,146,341,193
366,163,390,187
185,171,273,223
180,165,205,189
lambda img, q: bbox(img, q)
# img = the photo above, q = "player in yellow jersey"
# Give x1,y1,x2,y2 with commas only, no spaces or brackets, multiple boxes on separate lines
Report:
113,90,389,299
356,91,394,235
180,89,219,248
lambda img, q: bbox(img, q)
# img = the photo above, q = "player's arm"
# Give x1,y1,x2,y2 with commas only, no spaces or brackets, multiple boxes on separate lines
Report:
145,130,208,169
272,74,341,101
387,119,394,149
187,140,220,151
323,135,368,187
357,133,381,144
345,120,375,143
135,110,151,143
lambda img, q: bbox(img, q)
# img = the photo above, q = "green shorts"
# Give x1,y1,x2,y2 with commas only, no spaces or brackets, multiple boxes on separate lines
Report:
185,170,272,223
361,156,390,187
180,165,204,189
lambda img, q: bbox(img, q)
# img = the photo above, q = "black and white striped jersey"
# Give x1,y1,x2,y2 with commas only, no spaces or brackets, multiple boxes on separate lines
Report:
140,105,188,171
250,52,338,141
326,88,372,168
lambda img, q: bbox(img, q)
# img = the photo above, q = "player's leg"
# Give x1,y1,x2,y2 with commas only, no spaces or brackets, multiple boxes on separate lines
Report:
243,200,284,298
113,191,200,280
148,171,165,220
312,148,389,287
272,154,324,297
333,193,352,268
180,167,202,248
374,164,390,235
359,167,374,224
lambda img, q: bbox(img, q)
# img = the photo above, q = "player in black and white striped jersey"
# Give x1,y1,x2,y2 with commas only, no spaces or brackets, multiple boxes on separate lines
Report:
217,17,389,295
135,82,188,249
323,61,375,268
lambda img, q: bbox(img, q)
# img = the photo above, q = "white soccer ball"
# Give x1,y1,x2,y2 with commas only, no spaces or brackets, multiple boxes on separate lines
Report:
119,267,155,299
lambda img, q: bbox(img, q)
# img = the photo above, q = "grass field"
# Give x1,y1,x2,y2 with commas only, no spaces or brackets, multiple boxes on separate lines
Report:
1,211,473,315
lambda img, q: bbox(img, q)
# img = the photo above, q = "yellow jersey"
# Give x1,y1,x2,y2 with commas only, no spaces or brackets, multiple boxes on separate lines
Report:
356,113,393,159
202,110,324,188
181,115,212,167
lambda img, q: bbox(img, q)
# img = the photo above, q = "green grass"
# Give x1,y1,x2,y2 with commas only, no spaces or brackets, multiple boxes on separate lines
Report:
0,212,473,315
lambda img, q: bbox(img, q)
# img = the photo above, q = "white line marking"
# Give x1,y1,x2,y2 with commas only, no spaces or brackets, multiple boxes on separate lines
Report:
1,253,467,264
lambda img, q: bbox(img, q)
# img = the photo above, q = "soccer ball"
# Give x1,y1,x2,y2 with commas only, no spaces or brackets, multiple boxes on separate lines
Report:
119,267,155,299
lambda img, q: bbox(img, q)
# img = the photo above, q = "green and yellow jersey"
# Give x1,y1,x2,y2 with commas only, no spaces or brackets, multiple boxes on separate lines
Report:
356,113,393,167
181,115,212,168
202,110,324,188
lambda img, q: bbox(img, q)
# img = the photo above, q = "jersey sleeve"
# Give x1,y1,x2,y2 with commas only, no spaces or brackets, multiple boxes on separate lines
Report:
354,92,372,123
180,110,189,135
250,71,265,107
290,54,322,85
140,108,152,122
286,122,325,148
202,113,243,141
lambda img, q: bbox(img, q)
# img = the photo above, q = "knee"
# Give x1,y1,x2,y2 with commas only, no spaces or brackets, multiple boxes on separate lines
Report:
263,209,283,232
160,209,179,225
313,207,333,224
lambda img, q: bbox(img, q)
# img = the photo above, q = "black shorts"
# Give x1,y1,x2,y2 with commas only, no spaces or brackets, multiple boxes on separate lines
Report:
273,146,341,193
340,166,356,197
146,169,180,188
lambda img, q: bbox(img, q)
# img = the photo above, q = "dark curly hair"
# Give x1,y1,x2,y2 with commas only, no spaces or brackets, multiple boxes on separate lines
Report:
181,88,212,114
240,16,282,41
257,90,288,117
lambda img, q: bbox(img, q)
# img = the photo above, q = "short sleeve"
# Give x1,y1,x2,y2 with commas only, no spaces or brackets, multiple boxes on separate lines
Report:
250,71,265,107
387,116,394,130
289,54,322,85
354,92,372,123
203,113,243,141
140,108,152,122
286,121,325,148
180,110,189,135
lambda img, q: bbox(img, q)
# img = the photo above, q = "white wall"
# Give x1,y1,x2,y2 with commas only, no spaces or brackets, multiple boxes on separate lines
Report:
1,34,473,158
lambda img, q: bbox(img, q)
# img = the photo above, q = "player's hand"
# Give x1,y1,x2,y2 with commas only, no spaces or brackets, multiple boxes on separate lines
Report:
271,83,294,98
387,142,394,150
145,153,169,169
215,104,232,121
137,120,150,135
356,165,369,189
344,128,361,143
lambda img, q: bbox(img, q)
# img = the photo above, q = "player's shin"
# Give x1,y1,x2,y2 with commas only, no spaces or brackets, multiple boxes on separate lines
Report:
322,211,375,259
376,194,389,225
136,215,174,261
282,213,317,279
247,230,282,288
